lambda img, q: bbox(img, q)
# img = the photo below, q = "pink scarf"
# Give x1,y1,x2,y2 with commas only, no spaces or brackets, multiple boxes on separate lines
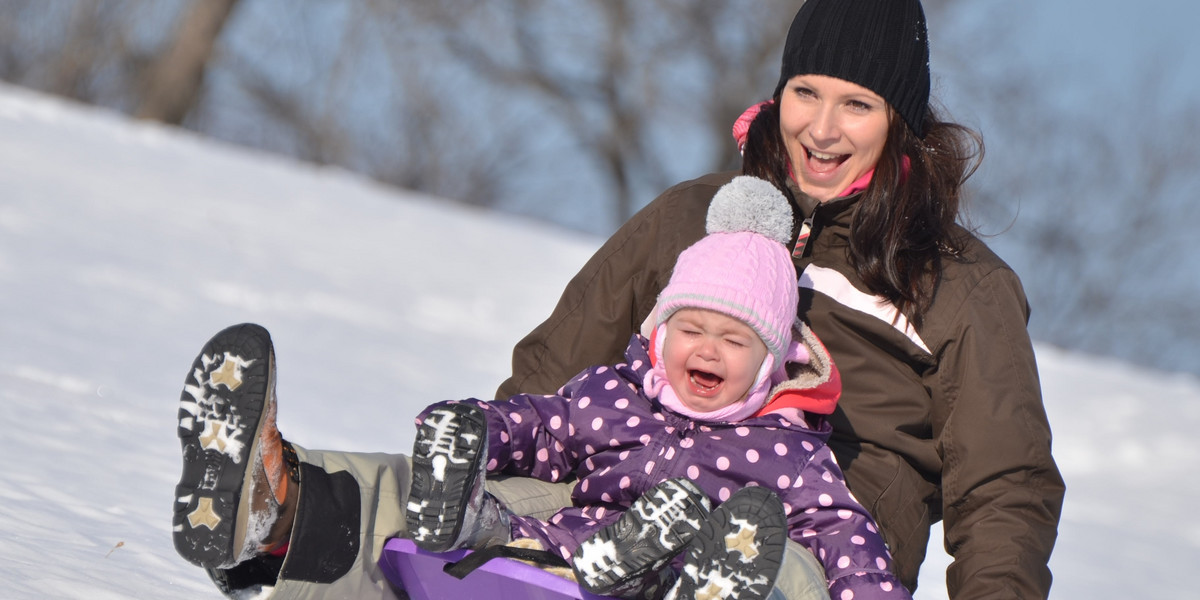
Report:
642,323,808,423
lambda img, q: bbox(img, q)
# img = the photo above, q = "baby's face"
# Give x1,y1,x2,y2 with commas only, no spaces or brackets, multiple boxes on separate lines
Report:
662,308,769,413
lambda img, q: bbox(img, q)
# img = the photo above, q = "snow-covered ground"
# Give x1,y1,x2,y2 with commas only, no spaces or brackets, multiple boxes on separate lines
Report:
0,83,1195,598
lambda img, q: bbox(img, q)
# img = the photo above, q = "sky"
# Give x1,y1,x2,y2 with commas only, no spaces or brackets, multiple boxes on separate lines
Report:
0,82,1197,598
939,0,1200,102
1032,0,1200,96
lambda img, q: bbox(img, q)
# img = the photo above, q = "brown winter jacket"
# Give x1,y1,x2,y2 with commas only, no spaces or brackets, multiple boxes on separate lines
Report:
497,171,1065,599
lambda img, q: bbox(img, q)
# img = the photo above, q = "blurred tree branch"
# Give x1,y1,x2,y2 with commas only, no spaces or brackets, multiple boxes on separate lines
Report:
0,0,143,106
0,0,1197,375
407,0,795,227
136,0,240,124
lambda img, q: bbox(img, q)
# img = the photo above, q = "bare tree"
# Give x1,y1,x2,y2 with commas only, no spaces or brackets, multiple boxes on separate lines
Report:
136,0,240,124
0,0,143,106
926,2,1200,373
1010,92,1200,370
408,0,796,228
186,0,795,228
2,0,1196,373
182,0,515,207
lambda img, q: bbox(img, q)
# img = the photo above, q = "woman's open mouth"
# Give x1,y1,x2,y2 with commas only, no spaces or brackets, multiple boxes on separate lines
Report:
804,146,848,175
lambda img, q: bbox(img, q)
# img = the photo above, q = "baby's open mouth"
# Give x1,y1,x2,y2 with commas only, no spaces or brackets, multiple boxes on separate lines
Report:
689,369,724,392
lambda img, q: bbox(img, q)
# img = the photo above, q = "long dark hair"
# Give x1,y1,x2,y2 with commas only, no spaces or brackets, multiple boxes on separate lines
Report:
742,100,984,326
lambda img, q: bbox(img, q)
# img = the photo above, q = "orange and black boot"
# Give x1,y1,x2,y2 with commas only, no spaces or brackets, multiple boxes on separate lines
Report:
172,323,299,570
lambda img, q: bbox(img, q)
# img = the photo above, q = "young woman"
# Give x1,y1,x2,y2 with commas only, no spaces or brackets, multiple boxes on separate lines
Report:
170,1,1063,598
496,0,1065,598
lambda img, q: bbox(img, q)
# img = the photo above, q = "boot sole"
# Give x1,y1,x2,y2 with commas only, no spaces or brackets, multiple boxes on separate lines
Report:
668,486,787,600
406,403,488,552
172,323,274,569
573,478,711,595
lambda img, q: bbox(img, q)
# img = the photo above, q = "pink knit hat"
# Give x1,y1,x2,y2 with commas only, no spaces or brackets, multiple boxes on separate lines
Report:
654,176,798,366
646,176,802,422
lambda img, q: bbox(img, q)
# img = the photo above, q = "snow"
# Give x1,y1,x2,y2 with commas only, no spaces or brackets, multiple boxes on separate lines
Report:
0,82,1195,598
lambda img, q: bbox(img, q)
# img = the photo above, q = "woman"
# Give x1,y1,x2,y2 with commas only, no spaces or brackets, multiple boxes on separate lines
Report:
497,0,1064,598
171,0,1063,598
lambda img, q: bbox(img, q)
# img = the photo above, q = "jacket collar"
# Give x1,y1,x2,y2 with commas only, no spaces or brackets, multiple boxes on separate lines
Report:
786,179,860,223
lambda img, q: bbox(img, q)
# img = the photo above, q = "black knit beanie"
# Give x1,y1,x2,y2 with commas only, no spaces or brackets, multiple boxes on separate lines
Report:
774,0,931,138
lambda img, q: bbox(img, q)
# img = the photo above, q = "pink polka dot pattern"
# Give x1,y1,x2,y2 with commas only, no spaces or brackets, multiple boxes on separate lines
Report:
414,335,907,600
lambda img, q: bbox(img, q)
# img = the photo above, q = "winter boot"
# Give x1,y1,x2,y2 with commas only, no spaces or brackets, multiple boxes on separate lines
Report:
664,486,788,600
573,478,711,598
173,323,300,570
407,402,510,552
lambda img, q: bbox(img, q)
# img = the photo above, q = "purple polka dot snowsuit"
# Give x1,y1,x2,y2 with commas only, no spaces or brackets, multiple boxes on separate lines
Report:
422,335,909,598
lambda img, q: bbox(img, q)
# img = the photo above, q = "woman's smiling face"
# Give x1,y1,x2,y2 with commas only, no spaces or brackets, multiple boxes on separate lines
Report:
779,74,891,202
661,308,768,413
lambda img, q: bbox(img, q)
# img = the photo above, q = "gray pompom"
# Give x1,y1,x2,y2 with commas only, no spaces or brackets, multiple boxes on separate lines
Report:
705,176,794,244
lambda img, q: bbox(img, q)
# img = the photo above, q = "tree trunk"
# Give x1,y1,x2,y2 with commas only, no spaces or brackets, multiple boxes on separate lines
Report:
135,0,240,124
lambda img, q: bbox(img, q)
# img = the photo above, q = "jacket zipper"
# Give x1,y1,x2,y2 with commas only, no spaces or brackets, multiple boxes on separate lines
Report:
792,216,814,258
639,419,694,486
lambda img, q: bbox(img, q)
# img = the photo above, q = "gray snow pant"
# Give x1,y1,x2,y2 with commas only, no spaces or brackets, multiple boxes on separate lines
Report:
225,445,830,600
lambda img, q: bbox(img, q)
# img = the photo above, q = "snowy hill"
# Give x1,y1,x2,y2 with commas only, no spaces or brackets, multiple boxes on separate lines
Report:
0,82,1195,598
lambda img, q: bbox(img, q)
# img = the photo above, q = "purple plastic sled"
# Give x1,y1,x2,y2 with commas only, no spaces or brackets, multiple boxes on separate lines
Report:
379,538,616,600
